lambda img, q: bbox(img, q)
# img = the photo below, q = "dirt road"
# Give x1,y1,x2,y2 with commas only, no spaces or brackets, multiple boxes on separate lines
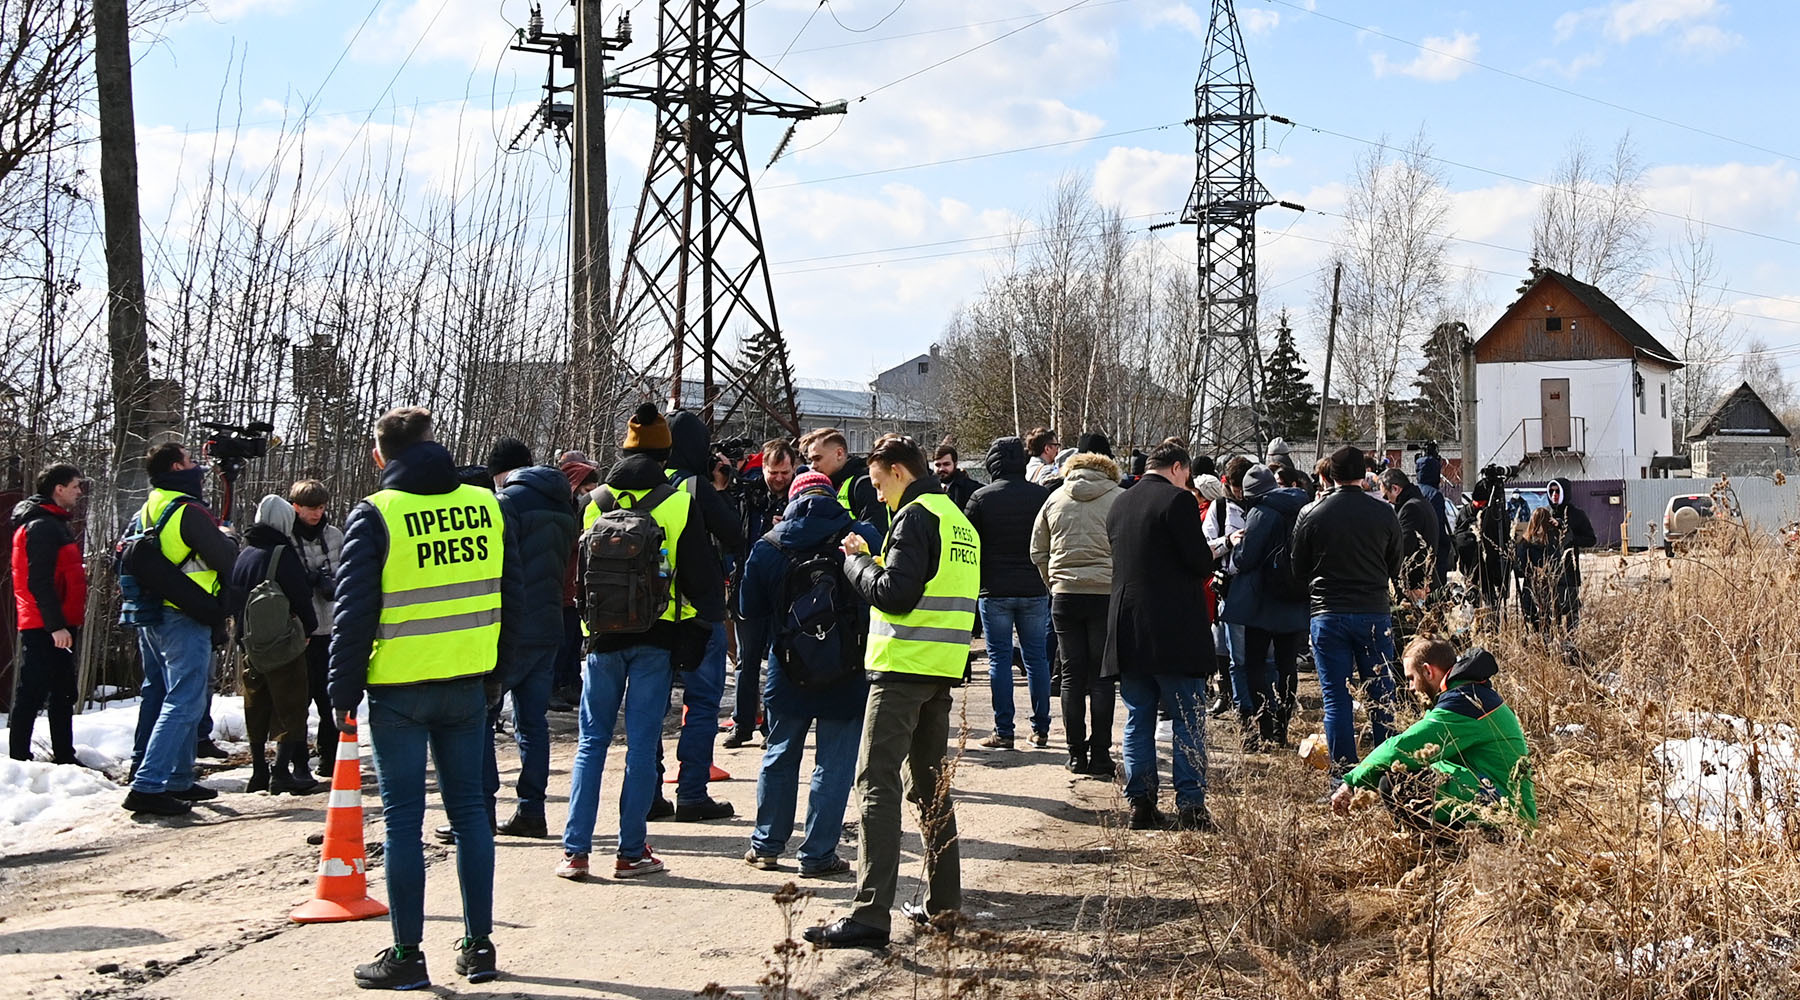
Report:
0,680,1129,999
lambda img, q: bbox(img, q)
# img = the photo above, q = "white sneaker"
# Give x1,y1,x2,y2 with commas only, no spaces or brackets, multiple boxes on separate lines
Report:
1155,720,1174,743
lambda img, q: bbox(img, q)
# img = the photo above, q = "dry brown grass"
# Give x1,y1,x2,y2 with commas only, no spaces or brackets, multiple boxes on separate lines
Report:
885,528,1800,999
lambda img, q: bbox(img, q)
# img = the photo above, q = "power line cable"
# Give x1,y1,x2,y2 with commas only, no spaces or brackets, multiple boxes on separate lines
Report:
763,120,1183,188
825,0,907,33
854,0,1101,101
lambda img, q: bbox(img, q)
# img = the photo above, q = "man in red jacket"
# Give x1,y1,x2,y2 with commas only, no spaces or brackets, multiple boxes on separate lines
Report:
10,463,88,764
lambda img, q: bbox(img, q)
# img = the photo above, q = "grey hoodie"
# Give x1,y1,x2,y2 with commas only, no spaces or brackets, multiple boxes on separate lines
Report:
1031,453,1122,595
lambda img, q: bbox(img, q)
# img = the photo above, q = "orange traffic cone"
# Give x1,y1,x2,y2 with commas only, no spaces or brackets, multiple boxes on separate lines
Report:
291,719,388,923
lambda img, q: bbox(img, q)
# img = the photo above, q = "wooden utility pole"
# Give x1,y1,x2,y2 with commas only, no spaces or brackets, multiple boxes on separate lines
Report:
94,0,153,516
571,0,625,453
1314,263,1342,462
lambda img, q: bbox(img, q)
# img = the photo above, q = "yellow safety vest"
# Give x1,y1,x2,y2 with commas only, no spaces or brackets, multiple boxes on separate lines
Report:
364,485,505,685
598,484,698,623
138,488,220,608
866,491,980,680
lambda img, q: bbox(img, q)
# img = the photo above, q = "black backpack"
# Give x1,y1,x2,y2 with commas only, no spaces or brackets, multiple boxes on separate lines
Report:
582,485,678,636
114,498,224,627
767,530,864,689
1263,506,1309,604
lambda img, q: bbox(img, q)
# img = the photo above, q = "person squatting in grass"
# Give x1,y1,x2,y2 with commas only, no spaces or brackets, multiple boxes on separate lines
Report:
1331,636,1537,838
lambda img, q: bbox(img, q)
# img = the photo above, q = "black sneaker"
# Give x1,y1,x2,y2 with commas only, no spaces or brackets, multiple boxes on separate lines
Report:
1128,798,1166,831
673,797,735,822
195,739,230,760
721,729,751,750
353,946,430,990
1177,805,1215,832
169,783,219,802
647,797,676,821
454,937,499,984
121,789,191,816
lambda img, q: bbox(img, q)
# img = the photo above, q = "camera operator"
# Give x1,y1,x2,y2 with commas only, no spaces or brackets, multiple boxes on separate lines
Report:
1465,465,1512,607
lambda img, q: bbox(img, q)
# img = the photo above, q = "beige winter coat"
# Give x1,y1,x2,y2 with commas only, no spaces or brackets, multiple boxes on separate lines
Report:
1031,453,1122,595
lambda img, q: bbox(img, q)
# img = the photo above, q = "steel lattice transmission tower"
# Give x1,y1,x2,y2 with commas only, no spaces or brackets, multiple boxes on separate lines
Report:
1180,0,1297,456
608,1,844,434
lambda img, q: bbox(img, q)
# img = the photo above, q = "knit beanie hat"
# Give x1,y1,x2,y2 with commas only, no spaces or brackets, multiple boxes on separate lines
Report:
1242,463,1279,499
1194,475,1227,501
788,470,835,501
621,403,673,453
560,459,599,493
1075,432,1113,457
487,437,533,475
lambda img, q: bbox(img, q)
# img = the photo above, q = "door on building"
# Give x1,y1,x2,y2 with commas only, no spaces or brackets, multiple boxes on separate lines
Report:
1541,378,1572,451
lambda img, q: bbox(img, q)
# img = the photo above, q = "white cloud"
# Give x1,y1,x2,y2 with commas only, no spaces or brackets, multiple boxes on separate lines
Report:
1150,4,1205,40
1554,0,1738,56
1642,161,1800,229
1370,32,1479,83
1242,9,1281,34
1092,146,1190,219
204,0,299,20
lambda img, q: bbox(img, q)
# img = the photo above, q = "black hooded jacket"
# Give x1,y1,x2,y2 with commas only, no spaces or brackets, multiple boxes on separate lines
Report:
228,523,319,637
587,453,727,656
329,441,468,710
963,437,1049,598
1392,482,1443,591
666,410,746,560
1547,477,1597,588
498,465,578,654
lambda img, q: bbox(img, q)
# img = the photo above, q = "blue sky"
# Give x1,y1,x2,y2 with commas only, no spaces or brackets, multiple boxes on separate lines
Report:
132,0,1800,386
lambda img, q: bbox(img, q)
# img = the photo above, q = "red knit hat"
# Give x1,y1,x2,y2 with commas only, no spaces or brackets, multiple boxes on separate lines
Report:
788,470,835,501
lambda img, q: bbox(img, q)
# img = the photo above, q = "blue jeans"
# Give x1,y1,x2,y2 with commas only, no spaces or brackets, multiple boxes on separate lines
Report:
1224,622,1276,720
131,613,212,793
1310,612,1398,775
676,622,727,804
483,643,558,819
367,676,492,948
563,646,674,859
980,596,1052,738
1119,673,1207,809
751,708,863,870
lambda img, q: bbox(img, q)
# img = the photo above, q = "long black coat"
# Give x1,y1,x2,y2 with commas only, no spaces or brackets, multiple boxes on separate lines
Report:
1102,472,1214,678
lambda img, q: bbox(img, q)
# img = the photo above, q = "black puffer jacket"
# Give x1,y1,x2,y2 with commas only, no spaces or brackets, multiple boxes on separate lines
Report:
667,410,745,559
329,441,465,711
962,437,1049,598
1292,485,1402,616
498,465,577,654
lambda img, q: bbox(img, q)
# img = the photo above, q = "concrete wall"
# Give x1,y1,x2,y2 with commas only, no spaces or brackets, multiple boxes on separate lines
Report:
1476,359,1670,481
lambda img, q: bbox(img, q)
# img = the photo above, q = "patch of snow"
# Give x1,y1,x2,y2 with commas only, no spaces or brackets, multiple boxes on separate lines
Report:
1652,713,1800,839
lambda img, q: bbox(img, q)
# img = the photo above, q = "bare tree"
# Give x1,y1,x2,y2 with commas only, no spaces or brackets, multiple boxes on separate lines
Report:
1662,219,1739,447
1327,130,1450,451
1532,133,1652,299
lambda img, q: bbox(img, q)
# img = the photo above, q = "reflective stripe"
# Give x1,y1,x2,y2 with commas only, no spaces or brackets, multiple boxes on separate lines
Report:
328,789,362,809
869,619,974,645
384,578,502,609
335,741,361,762
913,595,978,615
376,608,501,641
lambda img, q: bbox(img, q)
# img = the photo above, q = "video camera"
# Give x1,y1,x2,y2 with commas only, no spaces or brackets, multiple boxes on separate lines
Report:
201,420,275,468
1479,463,1517,485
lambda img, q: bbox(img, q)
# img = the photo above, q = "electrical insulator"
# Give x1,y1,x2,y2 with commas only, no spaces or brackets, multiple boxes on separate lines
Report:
766,125,796,169
617,12,632,45
529,4,543,41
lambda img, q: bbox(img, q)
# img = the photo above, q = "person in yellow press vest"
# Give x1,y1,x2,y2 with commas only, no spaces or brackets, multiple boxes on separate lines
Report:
123,442,238,817
326,407,505,990
805,434,979,949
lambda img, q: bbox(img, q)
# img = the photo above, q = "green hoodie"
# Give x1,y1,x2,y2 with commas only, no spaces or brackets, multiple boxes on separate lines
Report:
1345,646,1537,827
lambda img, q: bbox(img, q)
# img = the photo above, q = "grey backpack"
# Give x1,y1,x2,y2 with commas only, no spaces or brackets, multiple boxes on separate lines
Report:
243,546,307,670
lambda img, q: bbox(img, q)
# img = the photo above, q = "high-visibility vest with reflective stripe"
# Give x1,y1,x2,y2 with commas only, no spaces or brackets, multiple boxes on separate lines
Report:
138,489,220,607
364,485,505,686
606,484,698,622
866,491,980,680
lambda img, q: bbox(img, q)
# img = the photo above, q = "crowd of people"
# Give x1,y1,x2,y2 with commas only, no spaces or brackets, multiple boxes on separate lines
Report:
7,410,1550,989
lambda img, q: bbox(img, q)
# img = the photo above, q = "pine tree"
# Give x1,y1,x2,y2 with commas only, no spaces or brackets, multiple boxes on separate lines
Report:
1411,321,1471,440
1262,310,1317,440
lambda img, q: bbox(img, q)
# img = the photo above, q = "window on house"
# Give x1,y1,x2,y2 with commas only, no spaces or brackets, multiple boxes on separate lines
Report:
1661,383,1667,418
917,362,929,375
1545,316,1563,332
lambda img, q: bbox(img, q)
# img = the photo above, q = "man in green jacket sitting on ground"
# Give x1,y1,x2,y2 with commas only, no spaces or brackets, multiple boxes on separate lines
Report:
1331,636,1536,834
